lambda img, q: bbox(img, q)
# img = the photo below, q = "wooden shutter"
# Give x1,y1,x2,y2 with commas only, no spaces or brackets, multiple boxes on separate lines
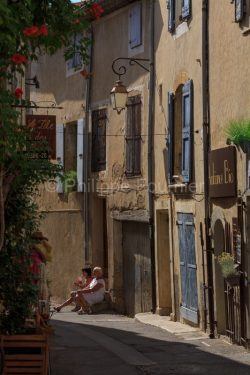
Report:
181,80,193,183
182,0,191,20
129,2,142,49
91,109,106,172
56,123,64,193
126,95,141,176
167,92,174,184
168,0,175,33
235,0,244,22
77,118,84,192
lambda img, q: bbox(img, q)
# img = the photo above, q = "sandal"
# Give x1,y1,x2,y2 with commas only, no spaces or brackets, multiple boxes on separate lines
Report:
54,307,61,313
77,309,86,315
71,306,81,312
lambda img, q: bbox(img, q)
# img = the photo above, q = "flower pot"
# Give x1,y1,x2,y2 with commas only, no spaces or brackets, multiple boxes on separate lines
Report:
225,274,241,287
0,334,49,375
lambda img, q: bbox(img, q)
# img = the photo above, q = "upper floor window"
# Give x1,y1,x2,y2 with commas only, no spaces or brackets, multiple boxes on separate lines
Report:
168,0,192,33
129,2,142,49
126,95,142,177
167,80,193,184
66,33,83,77
91,109,107,172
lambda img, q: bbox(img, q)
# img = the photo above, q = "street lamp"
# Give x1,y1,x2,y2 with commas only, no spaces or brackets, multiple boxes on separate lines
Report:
110,57,150,114
110,80,128,114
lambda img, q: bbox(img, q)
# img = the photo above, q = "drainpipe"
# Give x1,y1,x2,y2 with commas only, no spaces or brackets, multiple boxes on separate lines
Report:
202,0,215,338
148,0,156,313
84,27,93,264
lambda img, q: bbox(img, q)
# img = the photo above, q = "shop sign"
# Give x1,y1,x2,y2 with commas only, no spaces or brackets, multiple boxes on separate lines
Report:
26,115,56,159
208,146,237,198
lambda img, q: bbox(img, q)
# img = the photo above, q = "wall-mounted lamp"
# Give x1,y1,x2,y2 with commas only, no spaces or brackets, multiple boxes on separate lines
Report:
110,57,150,114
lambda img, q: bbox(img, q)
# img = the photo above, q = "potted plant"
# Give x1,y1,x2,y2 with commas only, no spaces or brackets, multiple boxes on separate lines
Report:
225,119,250,153
217,252,240,287
62,170,77,193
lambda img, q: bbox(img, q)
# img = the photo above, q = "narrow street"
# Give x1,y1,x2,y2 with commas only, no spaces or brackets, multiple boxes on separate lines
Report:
50,308,250,375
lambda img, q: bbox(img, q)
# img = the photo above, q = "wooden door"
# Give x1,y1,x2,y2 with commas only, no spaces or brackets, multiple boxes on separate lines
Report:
177,213,198,324
122,221,152,316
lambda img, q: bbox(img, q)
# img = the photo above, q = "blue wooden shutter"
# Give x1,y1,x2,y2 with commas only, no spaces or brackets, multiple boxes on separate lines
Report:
77,119,84,192
56,124,64,193
129,3,142,49
182,0,191,20
235,0,244,22
168,0,175,33
181,80,193,183
167,92,174,184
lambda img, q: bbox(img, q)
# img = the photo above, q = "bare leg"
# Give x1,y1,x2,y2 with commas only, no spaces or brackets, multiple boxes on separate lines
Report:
76,293,91,313
54,291,76,312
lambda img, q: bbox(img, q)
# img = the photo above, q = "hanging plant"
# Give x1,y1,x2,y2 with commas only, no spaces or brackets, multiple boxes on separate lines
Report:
217,252,238,278
225,119,250,153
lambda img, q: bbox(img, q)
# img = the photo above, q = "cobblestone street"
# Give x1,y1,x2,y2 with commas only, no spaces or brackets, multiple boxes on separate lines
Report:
50,309,250,375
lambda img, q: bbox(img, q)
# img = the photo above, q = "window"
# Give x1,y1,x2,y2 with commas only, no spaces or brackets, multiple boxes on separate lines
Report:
167,80,193,184
126,95,141,177
235,0,244,23
168,0,192,33
66,33,83,76
91,109,107,172
129,2,142,49
56,119,85,193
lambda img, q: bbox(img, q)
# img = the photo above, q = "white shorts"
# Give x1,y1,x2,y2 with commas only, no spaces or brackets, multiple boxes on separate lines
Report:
84,293,104,306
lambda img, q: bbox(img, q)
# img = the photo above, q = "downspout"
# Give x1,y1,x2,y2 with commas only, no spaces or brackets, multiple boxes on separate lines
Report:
148,0,156,313
202,0,215,338
84,26,93,264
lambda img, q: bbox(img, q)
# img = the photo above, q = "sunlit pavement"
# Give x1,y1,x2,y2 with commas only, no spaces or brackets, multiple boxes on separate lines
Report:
50,307,250,375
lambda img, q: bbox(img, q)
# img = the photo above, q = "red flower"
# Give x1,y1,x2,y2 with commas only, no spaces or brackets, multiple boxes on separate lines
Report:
80,69,93,78
14,87,23,99
38,24,48,36
11,53,27,65
23,26,39,37
89,3,104,20
73,18,80,24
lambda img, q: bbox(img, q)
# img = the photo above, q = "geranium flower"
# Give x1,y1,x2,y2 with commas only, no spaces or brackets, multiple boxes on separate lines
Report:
23,26,39,37
80,69,93,78
14,87,23,99
39,25,48,36
90,3,104,20
11,53,27,65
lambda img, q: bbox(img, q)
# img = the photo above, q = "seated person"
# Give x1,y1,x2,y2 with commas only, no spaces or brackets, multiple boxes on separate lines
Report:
54,266,92,312
76,266,105,315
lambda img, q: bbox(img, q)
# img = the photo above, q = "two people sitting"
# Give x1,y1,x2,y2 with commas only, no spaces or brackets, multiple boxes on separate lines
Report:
54,266,105,315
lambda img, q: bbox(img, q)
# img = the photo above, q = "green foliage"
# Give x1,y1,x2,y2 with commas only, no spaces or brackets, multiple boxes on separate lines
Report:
217,252,237,278
225,119,250,145
63,170,77,193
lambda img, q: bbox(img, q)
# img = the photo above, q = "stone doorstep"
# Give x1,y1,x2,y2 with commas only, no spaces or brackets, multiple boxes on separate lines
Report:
135,312,203,335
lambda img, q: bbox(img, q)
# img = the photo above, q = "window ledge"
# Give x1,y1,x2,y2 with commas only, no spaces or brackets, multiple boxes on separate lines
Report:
173,21,189,40
168,183,187,189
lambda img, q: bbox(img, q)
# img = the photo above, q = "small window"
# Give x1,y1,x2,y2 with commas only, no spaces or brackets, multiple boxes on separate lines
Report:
167,80,193,184
129,2,142,49
235,0,244,23
126,95,142,177
91,109,107,172
168,0,192,33
66,33,84,76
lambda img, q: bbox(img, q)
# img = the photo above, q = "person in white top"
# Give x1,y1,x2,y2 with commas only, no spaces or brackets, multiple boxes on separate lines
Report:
76,266,105,314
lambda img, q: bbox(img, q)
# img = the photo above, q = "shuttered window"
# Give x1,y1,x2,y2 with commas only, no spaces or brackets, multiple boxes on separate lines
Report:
235,0,244,22
129,2,142,49
167,79,193,185
91,109,107,172
182,0,191,20
168,0,191,33
56,124,64,193
126,95,141,177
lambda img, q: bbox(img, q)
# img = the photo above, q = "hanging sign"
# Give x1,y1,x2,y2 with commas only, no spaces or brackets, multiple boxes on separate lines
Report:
26,115,56,159
208,146,237,198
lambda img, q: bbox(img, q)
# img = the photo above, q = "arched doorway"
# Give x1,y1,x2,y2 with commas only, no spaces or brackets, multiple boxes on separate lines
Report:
213,219,226,335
